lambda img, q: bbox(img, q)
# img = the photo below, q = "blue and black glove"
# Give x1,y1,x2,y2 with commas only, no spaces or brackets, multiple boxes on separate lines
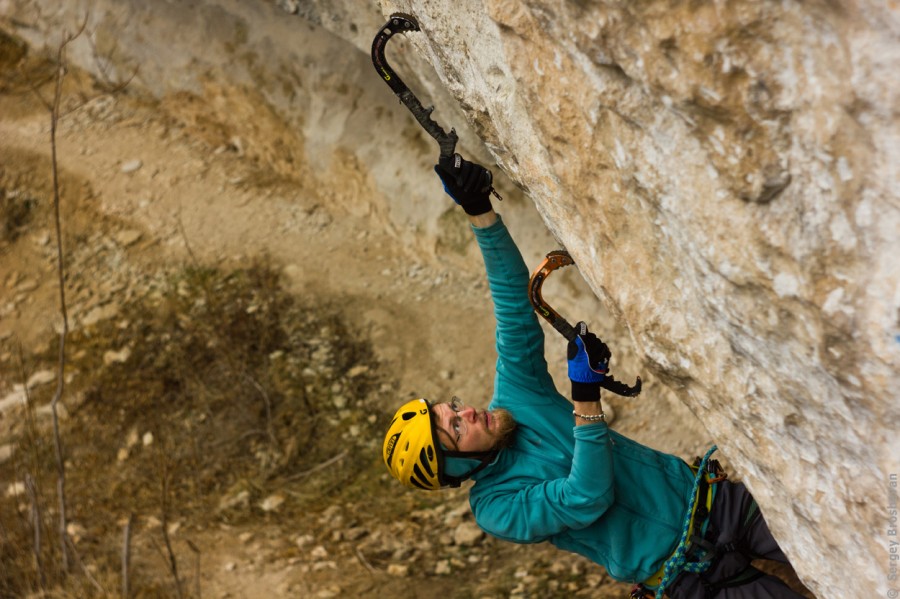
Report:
434,153,493,216
567,322,610,402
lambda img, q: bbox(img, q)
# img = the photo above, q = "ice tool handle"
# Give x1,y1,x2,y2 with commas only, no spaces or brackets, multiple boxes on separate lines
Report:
372,13,459,159
529,250,643,398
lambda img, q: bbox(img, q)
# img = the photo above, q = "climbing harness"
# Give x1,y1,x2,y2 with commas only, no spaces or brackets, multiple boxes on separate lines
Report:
653,446,720,595
630,446,760,599
528,250,642,397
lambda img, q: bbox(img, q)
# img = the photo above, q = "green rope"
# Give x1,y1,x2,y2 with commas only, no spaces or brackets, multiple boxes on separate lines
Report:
655,445,718,597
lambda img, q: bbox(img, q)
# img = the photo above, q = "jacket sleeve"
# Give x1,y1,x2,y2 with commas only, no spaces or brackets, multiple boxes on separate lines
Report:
471,423,615,542
472,217,556,394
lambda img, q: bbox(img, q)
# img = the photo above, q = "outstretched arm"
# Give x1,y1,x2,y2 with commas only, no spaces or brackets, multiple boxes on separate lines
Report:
435,155,554,393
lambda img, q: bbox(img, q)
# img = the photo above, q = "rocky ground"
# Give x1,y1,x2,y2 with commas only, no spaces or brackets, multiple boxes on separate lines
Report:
0,27,810,599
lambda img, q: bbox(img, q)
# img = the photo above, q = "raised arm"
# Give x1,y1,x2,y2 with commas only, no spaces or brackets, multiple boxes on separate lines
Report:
434,155,556,393
470,213,555,392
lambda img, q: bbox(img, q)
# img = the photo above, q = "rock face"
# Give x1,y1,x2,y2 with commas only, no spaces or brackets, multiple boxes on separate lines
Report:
388,3,898,597
4,1,898,597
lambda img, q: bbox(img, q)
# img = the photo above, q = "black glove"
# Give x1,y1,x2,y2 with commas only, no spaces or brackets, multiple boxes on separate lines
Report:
434,154,493,216
566,322,611,402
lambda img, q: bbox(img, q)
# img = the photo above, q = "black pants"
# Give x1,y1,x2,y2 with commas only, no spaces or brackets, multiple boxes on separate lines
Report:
666,481,805,599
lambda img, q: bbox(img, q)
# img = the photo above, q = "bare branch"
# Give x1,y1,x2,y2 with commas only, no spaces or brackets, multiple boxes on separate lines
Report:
122,513,134,599
48,22,73,576
160,459,184,599
66,536,105,595
186,539,201,599
25,474,46,592
175,208,200,267
85,26,140,94
283,450,348,482
245,374,277,448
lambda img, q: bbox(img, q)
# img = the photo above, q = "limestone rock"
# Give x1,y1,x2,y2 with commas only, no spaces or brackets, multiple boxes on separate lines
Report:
380,3,899,597
5,1,897,597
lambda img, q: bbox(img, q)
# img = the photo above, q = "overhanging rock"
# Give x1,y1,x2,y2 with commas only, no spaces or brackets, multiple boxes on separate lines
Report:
381,1,899,597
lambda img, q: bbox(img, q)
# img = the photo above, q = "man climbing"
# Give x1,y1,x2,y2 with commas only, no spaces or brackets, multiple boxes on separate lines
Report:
382,155,805,599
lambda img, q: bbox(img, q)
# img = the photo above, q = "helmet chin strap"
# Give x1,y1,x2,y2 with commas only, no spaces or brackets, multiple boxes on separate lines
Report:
439,448,499,488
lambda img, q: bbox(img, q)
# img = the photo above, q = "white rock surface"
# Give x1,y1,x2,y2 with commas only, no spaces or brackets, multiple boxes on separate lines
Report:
4,1,898,597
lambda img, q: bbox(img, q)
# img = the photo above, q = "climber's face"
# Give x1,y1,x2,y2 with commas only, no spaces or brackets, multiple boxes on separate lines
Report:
432,397,516,453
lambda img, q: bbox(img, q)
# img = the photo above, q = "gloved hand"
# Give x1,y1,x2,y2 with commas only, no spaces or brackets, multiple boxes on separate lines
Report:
434,153,493,216
567,322,610,402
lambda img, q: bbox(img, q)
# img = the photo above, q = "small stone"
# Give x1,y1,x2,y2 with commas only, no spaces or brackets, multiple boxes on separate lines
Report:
435,560,451,575
117,447,129,462
121,159,143,173
453,521,484,547
387,564,409,577
26,370,55,388
0,444,13,464
67,522,88,543
115,230,142,247
343,527,368,541
295,534,314,548
310,545,328,560
0,387,25,414
82,304,120,327
259,493,285,512
142,432,154,447
239,532,254,544
125,428,140,448
224,562,236,572
347,365,369,378
103,347,131,365
15,278,39,292
5,481,25,497
219,490,249,511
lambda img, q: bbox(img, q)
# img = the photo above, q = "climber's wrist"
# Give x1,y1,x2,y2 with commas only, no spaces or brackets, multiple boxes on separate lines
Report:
468,210,497,228
573,400,606,425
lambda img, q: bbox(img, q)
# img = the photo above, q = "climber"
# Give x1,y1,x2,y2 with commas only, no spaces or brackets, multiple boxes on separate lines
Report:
381,155,804,598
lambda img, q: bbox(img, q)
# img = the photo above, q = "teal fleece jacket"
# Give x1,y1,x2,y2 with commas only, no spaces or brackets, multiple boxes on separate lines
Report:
467,216,696,583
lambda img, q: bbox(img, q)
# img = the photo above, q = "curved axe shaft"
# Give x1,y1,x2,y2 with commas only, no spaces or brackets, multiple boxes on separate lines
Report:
371,13,458,158
529,250,642,398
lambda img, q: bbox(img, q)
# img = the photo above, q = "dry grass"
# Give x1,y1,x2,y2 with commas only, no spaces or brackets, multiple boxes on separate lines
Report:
0,262,383,597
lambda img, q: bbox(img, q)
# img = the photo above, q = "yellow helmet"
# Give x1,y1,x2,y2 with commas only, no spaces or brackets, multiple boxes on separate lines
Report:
383,398,441,490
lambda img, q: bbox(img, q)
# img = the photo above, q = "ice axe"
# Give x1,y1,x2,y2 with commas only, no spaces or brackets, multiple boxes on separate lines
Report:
371,13,459,159
529,250,642,398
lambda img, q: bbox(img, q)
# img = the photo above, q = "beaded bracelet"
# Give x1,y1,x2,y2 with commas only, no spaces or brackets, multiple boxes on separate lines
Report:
573,410,606,422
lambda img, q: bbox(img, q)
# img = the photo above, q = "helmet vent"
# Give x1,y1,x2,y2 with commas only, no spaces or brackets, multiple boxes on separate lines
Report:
412,464,429,488
419,448,434,478
402,411,416,421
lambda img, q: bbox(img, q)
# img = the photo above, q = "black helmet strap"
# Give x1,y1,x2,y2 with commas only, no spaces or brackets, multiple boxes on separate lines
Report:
438,448,499,488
